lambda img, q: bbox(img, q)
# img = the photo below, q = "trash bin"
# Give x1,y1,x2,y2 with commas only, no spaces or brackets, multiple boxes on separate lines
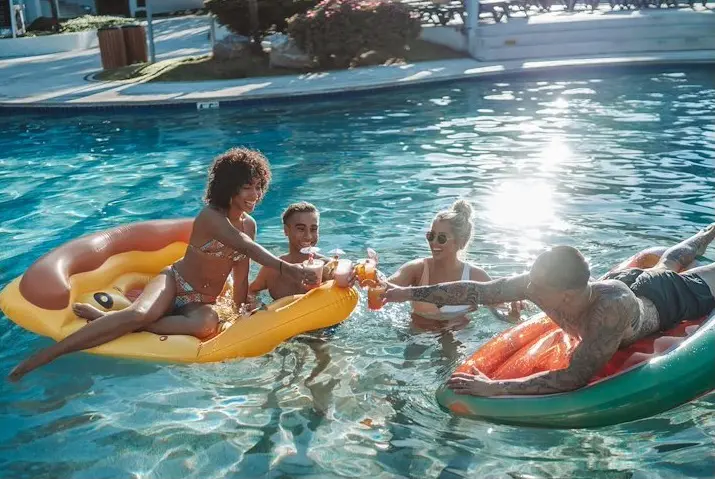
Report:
97,26,127,70
121,24,148,65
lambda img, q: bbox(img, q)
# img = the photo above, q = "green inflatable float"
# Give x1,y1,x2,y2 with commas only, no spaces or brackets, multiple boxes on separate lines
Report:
437,249,715,428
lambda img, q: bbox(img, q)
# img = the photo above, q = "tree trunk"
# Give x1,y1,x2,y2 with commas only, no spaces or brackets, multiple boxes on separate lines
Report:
247,0,261,51
49,0,59,32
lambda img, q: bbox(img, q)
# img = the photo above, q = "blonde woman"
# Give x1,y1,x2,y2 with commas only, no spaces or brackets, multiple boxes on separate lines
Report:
387,200,520,330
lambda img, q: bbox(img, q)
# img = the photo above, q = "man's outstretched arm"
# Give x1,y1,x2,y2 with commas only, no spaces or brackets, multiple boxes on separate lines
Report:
385,273,530,307
448,299,627,396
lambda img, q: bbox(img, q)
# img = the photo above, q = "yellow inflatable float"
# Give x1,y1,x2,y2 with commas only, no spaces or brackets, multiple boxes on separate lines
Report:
0,219,358,363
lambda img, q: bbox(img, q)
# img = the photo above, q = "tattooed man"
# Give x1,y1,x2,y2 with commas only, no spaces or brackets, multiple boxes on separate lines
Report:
383,224,715,396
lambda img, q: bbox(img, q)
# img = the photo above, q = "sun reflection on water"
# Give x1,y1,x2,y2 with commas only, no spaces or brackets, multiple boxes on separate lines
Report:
537,137,573,171
484,180,557,229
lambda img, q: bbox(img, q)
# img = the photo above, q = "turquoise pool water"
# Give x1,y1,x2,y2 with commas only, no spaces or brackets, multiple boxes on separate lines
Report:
1,66,714,478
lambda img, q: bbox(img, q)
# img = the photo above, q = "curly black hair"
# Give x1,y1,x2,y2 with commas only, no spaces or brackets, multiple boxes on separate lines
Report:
204,148,272,209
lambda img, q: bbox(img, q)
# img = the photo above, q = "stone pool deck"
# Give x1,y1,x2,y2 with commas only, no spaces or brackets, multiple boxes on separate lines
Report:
1,15,714,111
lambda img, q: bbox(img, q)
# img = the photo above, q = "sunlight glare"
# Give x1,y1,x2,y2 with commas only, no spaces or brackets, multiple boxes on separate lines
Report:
553,97,569,109
484,180,558,229
538,138,572,169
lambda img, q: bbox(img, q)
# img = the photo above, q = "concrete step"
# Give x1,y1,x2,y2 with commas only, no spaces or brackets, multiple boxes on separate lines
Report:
478,6,714,37
476,35,715,60
473,8,715,60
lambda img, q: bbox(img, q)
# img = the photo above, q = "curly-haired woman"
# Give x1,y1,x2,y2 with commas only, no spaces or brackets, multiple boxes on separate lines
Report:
9,148,316,381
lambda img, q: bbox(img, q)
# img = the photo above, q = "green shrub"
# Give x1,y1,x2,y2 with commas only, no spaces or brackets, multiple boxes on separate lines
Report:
204,0,318,41
287,0,422,69
60,15,135,33
27,16,60,32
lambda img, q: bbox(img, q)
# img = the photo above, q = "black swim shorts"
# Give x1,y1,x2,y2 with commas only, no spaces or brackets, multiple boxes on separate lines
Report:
603,268,715,330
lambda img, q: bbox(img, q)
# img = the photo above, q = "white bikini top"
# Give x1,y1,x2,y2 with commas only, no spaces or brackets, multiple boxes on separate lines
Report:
411,260,475,321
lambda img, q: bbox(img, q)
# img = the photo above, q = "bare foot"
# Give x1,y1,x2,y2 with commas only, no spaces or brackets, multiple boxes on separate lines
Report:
8,356,41,382
8,347,59,382
72,303,105,321
8,364,26,382
694,223,715,256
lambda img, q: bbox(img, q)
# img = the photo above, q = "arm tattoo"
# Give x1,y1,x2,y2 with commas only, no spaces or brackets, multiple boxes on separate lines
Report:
487,296,628,395
409,273,530,307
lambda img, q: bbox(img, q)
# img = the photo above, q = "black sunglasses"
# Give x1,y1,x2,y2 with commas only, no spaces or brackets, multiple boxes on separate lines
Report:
426,231,448,245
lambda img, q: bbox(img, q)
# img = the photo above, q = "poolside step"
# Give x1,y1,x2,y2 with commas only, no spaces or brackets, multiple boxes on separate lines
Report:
472,7,715,61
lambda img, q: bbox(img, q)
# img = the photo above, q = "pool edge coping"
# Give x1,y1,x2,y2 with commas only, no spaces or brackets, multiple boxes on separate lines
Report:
2,50,714,112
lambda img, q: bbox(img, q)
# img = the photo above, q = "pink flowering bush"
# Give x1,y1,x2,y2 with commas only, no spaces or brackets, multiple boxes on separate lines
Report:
287,0,422,68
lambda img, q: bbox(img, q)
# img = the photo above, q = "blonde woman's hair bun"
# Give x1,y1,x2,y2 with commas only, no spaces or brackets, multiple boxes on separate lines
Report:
452,199,473,219
433,199,475,250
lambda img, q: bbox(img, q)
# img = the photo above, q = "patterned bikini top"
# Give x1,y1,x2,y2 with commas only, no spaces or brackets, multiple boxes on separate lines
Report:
190,238,246,262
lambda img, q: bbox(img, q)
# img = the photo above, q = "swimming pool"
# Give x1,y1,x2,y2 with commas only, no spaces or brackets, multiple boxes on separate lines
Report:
1,65,714,478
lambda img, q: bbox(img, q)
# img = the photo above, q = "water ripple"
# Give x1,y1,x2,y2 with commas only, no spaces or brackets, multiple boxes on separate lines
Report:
0,65,714,478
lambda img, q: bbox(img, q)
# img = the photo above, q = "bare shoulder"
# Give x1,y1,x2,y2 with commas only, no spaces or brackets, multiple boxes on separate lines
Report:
195,206,232,232
397,258,427,276
191,207,217,237
257,264,278,280
587,280,639,329
194,206,214,224
564,279,641,381
407,258,429,277
243,214,257,238
388,258,426,286
406,257,427,271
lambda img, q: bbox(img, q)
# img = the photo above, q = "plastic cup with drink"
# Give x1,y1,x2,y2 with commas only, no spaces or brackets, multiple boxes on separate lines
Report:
366,278,387,311
355,248,386,310
355,248,379,287
334,259,354,288
300,247,324,290
326,248,353,288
